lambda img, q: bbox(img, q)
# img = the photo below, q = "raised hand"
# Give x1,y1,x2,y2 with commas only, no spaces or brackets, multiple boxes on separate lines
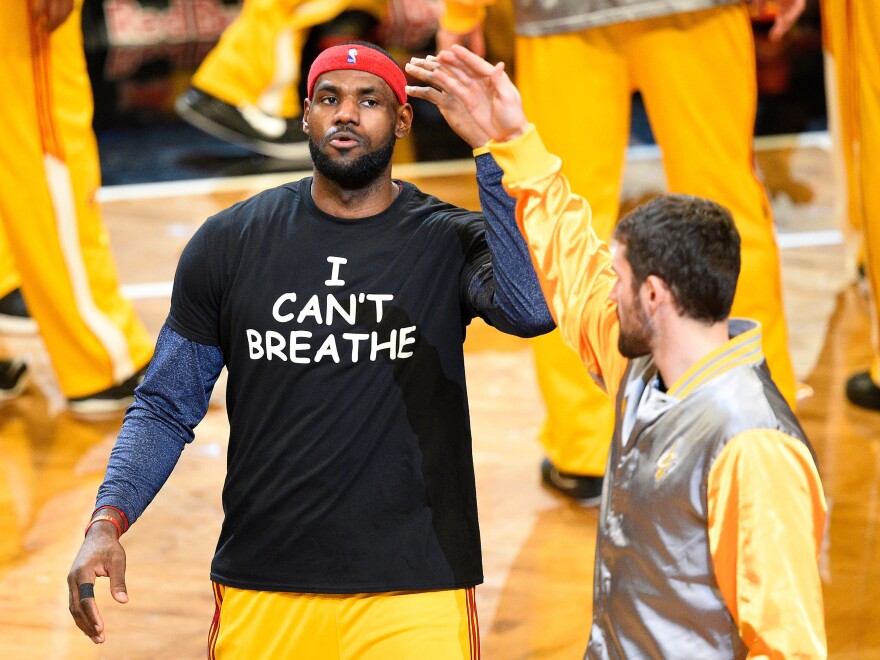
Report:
405,55,491,148
406,45,528,144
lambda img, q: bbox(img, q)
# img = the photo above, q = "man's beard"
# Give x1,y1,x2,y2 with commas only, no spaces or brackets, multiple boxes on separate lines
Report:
309,132,396,190
616,302,653,359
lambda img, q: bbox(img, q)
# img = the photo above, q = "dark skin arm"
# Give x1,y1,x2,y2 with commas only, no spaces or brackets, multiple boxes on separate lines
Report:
33,0,74,33
67,509,129,644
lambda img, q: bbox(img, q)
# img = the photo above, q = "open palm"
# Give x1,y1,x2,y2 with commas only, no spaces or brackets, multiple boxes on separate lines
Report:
428,46,528,143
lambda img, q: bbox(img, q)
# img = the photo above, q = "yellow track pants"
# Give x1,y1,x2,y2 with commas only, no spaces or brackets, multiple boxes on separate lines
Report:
0,0,153,398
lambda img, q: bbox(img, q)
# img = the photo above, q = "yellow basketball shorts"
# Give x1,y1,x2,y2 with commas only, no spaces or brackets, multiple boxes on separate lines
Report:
208,583,480,659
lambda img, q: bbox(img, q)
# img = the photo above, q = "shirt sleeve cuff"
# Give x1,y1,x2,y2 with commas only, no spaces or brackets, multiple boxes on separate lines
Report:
487,124,561,184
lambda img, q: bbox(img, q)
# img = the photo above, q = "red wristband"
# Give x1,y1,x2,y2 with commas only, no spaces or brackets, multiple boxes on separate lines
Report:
92,505,129,533
85,515,122,539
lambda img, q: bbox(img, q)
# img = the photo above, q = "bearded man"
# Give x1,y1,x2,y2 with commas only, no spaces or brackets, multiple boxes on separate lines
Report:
406,45,827,658
67,41,553,658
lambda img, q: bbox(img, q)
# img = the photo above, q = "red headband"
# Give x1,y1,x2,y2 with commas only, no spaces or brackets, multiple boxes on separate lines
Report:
307,44,408,105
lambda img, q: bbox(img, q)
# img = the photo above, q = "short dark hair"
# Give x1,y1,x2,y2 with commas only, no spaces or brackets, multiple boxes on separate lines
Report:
612,194,740,323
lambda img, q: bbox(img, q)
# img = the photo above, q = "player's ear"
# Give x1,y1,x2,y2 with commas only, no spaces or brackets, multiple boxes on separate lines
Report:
644,275,672,313
395,103,413,139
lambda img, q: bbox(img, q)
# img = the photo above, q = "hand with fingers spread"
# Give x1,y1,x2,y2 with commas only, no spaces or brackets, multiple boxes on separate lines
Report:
404,55,491,148
405,45,527,145
67,516,129,644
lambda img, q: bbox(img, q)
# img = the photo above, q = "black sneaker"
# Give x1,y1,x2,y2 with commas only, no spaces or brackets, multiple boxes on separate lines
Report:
174,87,310,160
540,458,604,506
67,365,147,417
846,371,880,412
0,359,28,401
0,289,37,335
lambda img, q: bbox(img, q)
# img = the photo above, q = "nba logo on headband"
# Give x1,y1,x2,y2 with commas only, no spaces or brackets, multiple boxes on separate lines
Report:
348,48,358,64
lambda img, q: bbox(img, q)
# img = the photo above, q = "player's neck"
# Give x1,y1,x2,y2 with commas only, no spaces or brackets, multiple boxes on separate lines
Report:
310,171,398,219
652,317,730,390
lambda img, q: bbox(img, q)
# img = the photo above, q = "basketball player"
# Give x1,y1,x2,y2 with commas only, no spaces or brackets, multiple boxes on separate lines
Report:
436,0,804,504
67,41,552,657
406,45,826,657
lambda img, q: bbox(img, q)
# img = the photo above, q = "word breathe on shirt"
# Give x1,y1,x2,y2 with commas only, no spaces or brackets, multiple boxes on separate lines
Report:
246,256,416,364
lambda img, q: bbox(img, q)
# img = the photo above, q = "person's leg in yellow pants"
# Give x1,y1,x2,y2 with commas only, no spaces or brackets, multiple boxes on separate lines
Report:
0,1,153,402
635,5,796,405
824,0,880,409
821,0,860,238
515,4,797,492
516,27,629,489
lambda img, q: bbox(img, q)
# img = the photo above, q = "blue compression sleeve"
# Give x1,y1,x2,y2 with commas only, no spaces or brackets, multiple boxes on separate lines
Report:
95,324,224,526
474,152,554,335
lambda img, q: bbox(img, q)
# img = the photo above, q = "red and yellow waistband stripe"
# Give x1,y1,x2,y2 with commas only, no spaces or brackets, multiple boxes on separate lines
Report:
466,586,481,660
669,322,764,400
207,582,224,660
27,0,65,160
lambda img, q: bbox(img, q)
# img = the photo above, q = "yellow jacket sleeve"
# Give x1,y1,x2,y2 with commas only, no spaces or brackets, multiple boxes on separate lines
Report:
440,0,491,33
488,126,627,399
708,430,828,658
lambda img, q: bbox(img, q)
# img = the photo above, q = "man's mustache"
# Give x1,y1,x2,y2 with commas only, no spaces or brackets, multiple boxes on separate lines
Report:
323,125,365,145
